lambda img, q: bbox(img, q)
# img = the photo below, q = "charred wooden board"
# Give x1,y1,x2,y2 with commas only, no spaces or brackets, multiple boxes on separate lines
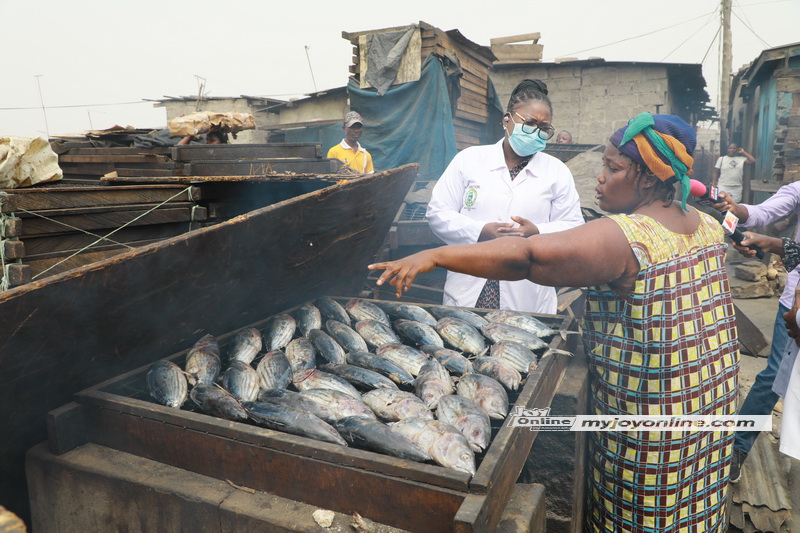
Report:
101,173,356,184
20,222,192,256
24,238,172,279
0,164,418,525
184,159,342,176
170,143,323,161
14,203,206,237
0,185,199,212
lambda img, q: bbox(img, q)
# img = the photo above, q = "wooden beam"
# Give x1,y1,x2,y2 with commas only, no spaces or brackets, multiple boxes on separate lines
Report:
2,240,25,259
490,33,541,46
170,143,323,162
17,204,207,238
1,186,199,212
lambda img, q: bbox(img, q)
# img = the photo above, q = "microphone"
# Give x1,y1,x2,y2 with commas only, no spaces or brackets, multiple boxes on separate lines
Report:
688,179,764,259
688,179,719,205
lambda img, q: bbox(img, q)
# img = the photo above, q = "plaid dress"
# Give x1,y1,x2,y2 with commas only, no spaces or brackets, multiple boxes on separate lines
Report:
583,212,739,532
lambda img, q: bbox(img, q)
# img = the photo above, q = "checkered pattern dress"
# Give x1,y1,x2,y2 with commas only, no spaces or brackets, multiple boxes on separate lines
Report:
582,213,740,532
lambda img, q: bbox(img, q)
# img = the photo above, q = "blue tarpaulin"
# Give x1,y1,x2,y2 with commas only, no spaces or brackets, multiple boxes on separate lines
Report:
286,54,458,181
348,54,458,180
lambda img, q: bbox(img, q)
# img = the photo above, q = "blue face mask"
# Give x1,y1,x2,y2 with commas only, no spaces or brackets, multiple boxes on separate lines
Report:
507,121,548,157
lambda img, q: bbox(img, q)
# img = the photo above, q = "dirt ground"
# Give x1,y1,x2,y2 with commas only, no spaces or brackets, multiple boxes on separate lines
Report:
728,253,799,531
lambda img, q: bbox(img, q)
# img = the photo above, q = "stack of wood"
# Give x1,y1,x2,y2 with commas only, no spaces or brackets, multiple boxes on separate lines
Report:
0,182,205,288
0,142,352,289
343,21,499,150
57,146,179,179
490,33,544,64
56,143,342,180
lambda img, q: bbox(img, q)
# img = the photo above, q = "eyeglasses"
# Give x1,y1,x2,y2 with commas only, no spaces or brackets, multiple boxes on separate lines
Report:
514,112,555,140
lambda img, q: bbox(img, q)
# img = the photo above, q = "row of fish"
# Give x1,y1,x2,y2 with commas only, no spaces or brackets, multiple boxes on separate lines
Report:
146,297,565,475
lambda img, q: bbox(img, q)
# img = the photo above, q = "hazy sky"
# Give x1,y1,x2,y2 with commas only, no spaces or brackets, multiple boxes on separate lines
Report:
1,0,797,138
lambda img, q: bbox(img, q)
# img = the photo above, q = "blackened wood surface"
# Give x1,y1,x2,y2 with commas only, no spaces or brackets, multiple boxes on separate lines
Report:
66,404,467,532
184,159,342,176
171,143,323,161
0,164,418,525
0,184,198,212
21,222,192,256
17,203,204,237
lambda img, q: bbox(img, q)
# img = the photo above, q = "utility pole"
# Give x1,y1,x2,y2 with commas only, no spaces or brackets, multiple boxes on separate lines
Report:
720,0,732,149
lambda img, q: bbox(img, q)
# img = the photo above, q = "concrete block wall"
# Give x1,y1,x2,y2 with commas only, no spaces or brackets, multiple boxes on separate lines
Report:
491,64,671,145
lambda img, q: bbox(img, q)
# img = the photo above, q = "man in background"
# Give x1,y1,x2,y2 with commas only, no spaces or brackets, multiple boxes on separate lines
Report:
555,130,573,143
327,111,374,174
713,143,756,203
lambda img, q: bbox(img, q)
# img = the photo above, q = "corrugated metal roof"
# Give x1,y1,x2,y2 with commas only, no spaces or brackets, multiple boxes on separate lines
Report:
729,433,793,532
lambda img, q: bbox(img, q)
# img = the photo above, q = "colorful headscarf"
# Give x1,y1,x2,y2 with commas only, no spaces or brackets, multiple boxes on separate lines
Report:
610,113,696,210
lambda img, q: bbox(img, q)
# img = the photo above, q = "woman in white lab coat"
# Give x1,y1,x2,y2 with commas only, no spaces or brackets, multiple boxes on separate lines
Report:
426,79,584,314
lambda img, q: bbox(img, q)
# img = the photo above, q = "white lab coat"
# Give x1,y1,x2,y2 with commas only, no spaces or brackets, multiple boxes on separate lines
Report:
779,310,800,461
426,139,584,314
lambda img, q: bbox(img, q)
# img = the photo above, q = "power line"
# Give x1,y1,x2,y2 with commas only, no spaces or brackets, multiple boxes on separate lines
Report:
661,9,720,62
732,8,772,48
700,25,722,65
546,9,717,61
0,100,151,111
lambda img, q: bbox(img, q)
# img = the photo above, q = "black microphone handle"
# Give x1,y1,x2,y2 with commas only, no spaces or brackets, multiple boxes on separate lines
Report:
690,201,765,259
728,228,765,260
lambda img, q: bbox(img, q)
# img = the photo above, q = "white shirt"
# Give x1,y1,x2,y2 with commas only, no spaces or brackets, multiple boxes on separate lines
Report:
715,155,748,188
779,306,800,461
426,139,584,314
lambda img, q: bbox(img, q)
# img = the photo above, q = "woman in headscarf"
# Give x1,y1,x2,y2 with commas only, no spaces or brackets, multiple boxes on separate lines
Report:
370,113,739,531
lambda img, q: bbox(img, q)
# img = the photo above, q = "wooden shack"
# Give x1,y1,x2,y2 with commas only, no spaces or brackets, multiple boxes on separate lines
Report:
342,21,501,150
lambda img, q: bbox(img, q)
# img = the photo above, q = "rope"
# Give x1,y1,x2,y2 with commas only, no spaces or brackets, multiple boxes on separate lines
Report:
16,209,135,250
31,186,196,281
0,234,8,292
189,205,200,231
0,194,10,291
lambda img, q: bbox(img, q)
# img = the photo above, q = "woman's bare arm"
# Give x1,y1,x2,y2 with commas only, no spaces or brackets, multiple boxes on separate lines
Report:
369,217,638,298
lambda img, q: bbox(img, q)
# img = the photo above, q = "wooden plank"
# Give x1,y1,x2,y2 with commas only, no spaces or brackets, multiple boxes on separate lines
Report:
1,186,199,212
170,143,323,162
58,155,172,164
47,402,90,455
25,240,175,279
456,134,483,150
75,384,469,492
2,240,24,259
18,204,207,237
1,217,22,237
491,44,544,61
185,159,342,176
2,264,30,287
114,168,176,177
62,147,171,156
490,33,541,46
100,174,344,185
21,222,191,256
0,165,418,522
75,406,463,533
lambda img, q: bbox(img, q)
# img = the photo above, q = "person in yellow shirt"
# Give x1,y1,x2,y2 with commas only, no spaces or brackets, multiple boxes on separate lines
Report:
327,111,374,173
